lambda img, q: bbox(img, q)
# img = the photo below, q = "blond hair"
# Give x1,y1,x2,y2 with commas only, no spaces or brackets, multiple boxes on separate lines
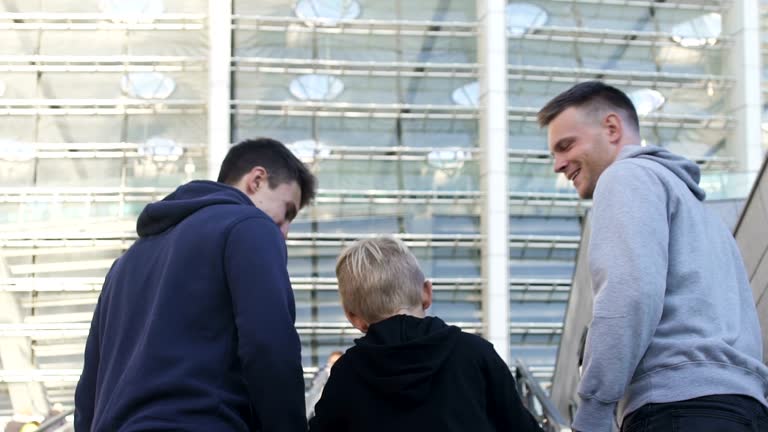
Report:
335,236,425,324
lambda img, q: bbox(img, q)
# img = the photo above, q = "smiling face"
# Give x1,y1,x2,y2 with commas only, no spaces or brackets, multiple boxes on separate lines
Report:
547,106,624,199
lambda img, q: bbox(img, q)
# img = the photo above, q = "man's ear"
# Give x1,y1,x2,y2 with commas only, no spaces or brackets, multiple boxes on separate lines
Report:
422,280,433,311
345,309,369,333
602,112,624,145
244,166,268,194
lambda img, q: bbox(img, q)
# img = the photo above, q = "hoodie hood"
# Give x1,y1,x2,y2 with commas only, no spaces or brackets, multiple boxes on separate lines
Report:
617,145,706,201
350,315,461,405
137,180,254,237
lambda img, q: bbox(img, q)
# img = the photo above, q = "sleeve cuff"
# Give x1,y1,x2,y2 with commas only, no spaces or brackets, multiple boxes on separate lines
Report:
572,397,617,432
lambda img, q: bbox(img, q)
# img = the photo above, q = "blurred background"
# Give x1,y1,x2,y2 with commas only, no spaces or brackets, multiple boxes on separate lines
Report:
0,0,766,427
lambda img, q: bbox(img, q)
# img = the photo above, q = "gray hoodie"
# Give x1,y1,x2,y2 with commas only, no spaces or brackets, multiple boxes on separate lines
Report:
573,145,768,431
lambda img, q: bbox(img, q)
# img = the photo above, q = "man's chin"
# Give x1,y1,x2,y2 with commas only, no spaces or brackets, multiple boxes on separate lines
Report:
576,186,593,200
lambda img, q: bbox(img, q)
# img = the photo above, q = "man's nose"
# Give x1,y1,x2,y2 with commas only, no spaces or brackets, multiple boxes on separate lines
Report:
553,156,568,174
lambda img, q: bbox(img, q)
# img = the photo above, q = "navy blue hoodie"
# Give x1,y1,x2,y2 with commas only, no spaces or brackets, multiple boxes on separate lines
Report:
74,180,307,432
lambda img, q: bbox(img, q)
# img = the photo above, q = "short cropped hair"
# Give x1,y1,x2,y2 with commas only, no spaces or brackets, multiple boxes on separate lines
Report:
217,137,317,208
335,237,425,324
537,81,640,132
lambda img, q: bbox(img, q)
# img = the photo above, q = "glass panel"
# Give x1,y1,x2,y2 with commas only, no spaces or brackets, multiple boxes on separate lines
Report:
235,31,476,63
288,245,483,279
0,0,210,410
235,0,476,21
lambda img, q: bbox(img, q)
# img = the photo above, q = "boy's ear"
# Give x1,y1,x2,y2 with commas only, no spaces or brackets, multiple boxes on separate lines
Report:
345,309,369,333
422,280,433,311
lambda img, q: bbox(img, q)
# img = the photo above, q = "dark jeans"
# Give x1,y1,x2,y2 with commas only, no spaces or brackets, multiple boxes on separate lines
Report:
621,394,768,432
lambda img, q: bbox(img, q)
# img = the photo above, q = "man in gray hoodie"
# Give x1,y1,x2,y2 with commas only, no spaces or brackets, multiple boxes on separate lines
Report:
538,81,768,432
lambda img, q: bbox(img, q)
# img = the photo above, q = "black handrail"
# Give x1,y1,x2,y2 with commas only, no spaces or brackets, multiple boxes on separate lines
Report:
514,359,572,432
36,408,74,432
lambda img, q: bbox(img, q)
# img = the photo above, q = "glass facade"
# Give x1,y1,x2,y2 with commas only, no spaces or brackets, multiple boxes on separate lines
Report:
0,0,763,421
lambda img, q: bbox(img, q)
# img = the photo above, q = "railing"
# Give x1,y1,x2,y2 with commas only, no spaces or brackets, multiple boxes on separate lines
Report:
37,408,74,432
305,365,331,419
515,359,572,432
700,171,758,201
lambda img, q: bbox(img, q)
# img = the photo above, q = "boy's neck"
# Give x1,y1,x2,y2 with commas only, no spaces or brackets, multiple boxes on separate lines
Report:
354,307,427,333
392,307,426,318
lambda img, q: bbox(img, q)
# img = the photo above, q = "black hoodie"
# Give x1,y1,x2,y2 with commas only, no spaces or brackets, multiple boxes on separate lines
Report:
74,180,306,432
309,315,543,432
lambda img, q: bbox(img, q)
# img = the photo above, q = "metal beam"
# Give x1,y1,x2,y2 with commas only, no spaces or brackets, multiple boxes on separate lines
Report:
0,256,50,416
724,0,764,171
207,0,233,180
477,0,510,362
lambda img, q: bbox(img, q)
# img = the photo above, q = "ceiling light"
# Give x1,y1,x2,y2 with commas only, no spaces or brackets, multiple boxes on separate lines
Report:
506,3,548,36
139,137,183,162
99,0,164,23
294,0,361,26
427,149,468,171
451,81,479,107
184,161,196,175
121,72,176,100
0,139,34,162
671,13,721,48
628,88,665,117
289,74,345,101
289,140,331,163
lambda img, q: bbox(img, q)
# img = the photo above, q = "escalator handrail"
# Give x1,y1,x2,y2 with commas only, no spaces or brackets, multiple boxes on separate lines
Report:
36,408,74,432
514,358,572,432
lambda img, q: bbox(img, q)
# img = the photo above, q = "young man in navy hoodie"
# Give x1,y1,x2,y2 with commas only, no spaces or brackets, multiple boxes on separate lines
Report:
74,138,316,431
308,236,543,432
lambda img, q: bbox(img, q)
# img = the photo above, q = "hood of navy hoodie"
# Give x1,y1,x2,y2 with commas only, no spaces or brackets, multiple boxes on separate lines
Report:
616,145,706,201
136,180,254,237
351,315,461,405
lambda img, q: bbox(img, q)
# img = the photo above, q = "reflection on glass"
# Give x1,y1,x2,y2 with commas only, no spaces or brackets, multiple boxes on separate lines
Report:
289,74,345,101
120,72,176,99
510,345,558,367
314,159,478,191
294,0,362,25
506,3,548,36
671,12,721,47
510,301,567,323
99,0,164,23
762,105,768,134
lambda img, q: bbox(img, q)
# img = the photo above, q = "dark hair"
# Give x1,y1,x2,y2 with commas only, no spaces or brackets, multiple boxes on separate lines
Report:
217,138,317,208
537,81,640,131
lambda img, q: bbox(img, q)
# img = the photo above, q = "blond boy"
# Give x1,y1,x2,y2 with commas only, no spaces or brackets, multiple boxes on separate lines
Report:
308,237,542,432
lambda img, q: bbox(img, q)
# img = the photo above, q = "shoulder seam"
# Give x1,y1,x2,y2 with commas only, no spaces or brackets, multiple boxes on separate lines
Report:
221,214,282,271
598,158,667,193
